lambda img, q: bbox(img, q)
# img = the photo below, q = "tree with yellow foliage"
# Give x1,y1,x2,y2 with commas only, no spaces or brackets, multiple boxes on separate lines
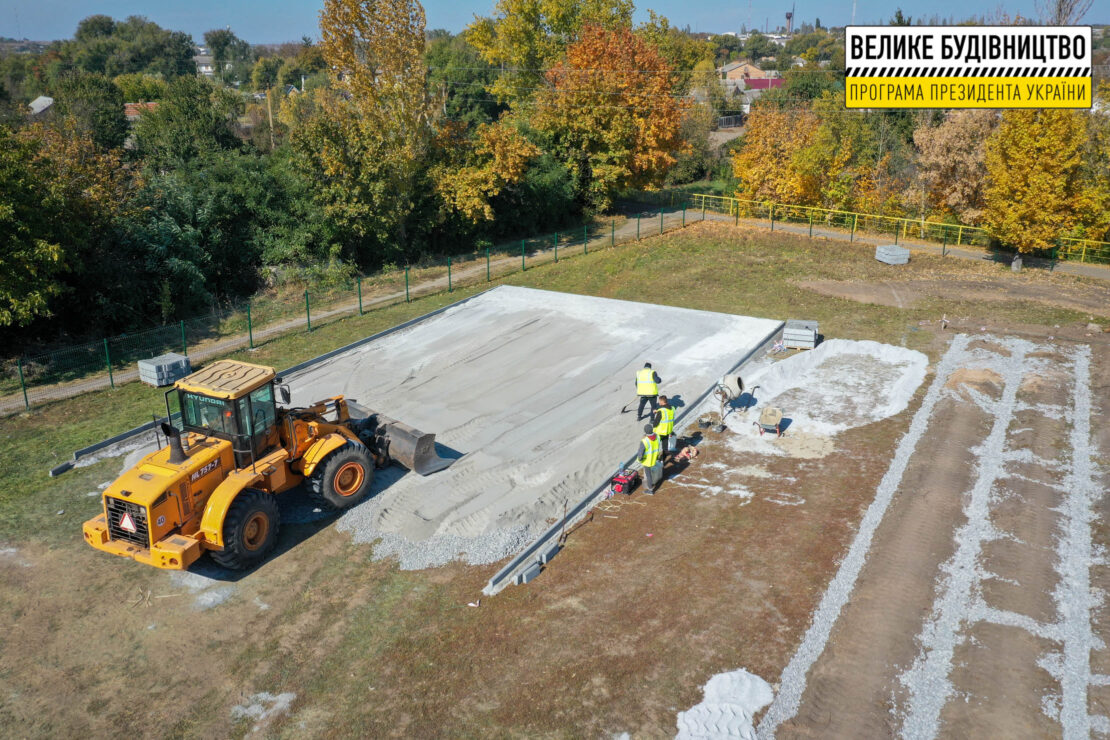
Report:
984,110,1091,253
731,105,818,204
531,25,686,211
314,0,436,250
466,0,634,103
433,119,540,222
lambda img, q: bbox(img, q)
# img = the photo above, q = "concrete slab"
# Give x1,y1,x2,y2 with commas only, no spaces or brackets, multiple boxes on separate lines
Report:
286,286,783,569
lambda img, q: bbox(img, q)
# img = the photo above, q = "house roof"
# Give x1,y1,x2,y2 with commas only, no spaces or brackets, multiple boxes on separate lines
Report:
745,78,783,90
28,95,53,115
124,101,159,121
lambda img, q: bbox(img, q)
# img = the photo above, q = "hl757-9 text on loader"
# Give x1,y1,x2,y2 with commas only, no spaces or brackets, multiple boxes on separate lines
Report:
83,360,451,570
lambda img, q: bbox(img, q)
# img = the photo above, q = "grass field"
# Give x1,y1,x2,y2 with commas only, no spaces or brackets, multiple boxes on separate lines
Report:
0,221,1106,737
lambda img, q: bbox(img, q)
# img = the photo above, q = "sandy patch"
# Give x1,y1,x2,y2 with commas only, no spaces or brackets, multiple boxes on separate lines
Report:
287,286,781,568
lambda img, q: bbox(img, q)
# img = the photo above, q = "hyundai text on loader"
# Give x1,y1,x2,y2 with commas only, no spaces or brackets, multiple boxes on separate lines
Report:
83,360,451,570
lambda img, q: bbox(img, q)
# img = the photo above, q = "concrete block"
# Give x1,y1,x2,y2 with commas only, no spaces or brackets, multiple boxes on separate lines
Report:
875,244,910,265
540,542,561,564
784,319,819,349
516,561,542,585
138,353,191,387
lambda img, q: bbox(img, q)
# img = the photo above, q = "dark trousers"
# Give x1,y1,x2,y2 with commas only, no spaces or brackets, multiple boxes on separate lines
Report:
637,395,658,420
659,434,670,458
643,461,663,493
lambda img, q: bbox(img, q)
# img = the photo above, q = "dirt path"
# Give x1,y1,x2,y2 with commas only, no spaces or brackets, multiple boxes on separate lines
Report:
763,336,1108,738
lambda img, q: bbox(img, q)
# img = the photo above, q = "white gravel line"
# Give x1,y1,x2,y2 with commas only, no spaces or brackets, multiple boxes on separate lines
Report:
1054,346,1098,740
755,334,970,738
897,336,1030,740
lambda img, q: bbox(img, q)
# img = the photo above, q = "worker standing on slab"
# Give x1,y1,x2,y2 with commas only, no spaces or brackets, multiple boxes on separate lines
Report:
638,423,663,495
652,395,675,459
635,362,662,421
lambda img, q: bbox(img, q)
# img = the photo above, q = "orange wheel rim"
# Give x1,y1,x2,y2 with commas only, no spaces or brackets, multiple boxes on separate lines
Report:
334,462,365,497
243,512,269,551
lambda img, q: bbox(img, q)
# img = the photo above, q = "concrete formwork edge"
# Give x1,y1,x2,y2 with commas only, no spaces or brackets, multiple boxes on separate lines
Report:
482,319,786,596
48,291,491,477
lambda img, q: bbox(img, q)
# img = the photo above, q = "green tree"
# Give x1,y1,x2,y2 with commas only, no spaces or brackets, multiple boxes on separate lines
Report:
251,57,284,91
65,15,195,78
204,28,253,85
743,32,777,62
0,126,65,327
636,11,715,92
53,72,128,150
112,72,168,101
425,32,504,127
132,76,242,168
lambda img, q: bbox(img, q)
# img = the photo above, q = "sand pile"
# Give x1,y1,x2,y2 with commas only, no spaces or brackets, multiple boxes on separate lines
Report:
722,339,928,458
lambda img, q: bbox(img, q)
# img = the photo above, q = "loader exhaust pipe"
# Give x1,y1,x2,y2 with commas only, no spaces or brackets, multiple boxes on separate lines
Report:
161,422,187,464
355,411,454,476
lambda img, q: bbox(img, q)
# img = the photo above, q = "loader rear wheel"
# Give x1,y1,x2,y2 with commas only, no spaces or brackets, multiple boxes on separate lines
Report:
210,489,280,570
310,442,375,510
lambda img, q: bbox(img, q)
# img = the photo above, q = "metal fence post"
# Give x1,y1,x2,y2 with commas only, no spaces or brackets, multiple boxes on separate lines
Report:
405,267,410,301
636,215,640,240
247,303,254,349
448,256,452,291
942,228,948,257
357,277,363,315
304,290,311,331
104,338,115,389
682,206,686,227
851,214,858,242
701,202,706,221
610,220,614,246
770,204,775,231
957,225,964,245
554,232,558,262
583,225,588,255
180,320,187,356
521,240,526,271
486,248,491,281
734,204,739,227
809,211,814,238
660,210,664,234
17,357,29,411
894,222,899,245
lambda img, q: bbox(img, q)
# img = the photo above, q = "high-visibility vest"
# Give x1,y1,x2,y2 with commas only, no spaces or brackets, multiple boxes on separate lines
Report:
636,368,658,396
640,435,661,467
655,406,674,436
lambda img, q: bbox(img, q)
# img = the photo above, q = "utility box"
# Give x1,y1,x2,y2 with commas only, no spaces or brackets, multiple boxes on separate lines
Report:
783,320,819,350
138,353,191,387
875,244,910,265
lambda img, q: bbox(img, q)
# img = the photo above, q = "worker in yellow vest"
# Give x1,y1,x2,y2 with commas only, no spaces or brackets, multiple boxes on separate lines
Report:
652,395,675,459
635,362,662,421
637,423,663,494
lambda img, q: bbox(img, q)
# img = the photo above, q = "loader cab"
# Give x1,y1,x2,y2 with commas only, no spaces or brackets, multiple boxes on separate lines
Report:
171,360,281,468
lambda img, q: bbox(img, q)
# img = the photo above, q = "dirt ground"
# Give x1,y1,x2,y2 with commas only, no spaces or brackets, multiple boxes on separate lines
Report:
1,266,1108,737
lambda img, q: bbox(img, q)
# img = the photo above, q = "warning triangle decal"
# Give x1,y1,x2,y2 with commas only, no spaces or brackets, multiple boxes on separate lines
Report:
120,512,137,533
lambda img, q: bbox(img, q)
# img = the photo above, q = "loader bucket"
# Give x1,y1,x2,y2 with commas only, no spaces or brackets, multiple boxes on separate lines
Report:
357,411,454,476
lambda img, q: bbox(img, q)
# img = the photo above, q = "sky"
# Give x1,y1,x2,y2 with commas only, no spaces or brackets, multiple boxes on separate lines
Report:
3,0,1106,44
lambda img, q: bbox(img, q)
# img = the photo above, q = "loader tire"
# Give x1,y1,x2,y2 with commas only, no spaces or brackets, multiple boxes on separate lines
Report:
210,489,280,570
310,442,375,510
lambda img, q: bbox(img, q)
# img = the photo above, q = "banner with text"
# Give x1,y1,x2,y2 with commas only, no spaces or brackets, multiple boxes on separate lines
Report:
845,26,1092,109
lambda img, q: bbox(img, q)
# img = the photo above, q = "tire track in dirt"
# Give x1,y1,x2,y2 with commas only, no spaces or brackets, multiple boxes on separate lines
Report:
756,335,971,737
774,378,995,738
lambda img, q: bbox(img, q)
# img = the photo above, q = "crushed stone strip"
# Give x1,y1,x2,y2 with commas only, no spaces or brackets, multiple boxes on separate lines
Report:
755,334,971,738
897,336,1031,740
1054,346,1098,740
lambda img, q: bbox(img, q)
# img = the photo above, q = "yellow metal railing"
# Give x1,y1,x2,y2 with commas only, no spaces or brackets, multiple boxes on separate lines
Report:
689,193,1110,264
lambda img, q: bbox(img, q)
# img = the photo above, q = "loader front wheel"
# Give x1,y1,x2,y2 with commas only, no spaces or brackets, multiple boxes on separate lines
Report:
310,442,375,510
211,489,280,570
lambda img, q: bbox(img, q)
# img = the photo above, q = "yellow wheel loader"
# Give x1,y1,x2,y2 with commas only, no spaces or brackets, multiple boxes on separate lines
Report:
82,360,451,570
